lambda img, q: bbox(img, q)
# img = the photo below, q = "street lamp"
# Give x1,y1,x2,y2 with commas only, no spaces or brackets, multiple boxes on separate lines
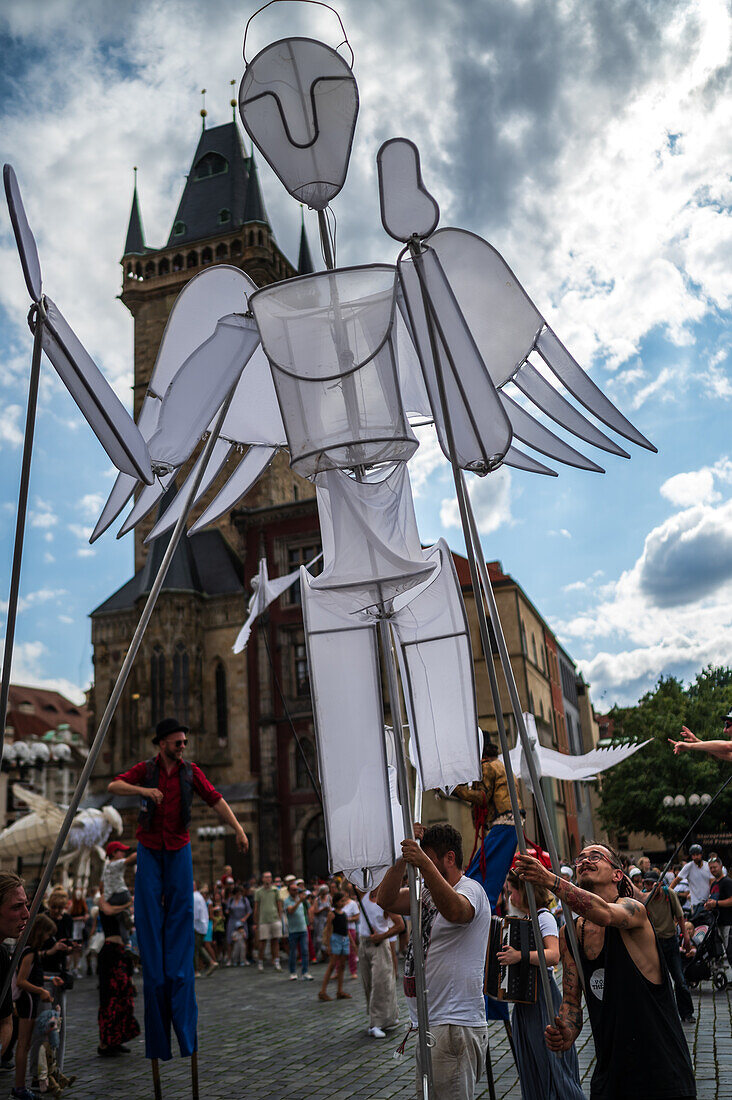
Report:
197,825,227,887
661,792,713,849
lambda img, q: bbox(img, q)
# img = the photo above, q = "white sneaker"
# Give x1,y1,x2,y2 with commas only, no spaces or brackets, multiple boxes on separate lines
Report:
302,972,314,981
289,974,298,981
274,959,281,971
257,961,264,972
368,1026,386,1039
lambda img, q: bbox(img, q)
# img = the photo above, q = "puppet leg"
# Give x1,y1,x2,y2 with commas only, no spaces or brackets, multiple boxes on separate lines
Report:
151,1058,162,1100
162,844,197,1058
191,1050,199,1100
135,845,173,1062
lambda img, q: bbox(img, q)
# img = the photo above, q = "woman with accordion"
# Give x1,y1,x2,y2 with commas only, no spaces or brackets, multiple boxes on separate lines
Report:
495,870,585,1099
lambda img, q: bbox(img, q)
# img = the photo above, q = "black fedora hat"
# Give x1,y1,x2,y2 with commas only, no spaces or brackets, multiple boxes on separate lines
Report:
153,717,189,744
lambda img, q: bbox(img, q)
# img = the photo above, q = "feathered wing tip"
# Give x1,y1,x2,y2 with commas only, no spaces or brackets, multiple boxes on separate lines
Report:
536,327,657,453
116,475,171,539
144,437,233,544
500,393,605,473
90,471,138,543
187,446,278,536
502,445,558,477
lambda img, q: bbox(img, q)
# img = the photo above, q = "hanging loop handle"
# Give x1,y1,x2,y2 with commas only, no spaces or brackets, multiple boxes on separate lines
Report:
243,0,354,68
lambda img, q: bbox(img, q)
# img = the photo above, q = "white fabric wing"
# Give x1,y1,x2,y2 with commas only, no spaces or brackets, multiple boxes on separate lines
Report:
312,463,434,614
148,314,260,472
232,558,302,653
117,470,176,539
41,298,153,483
239,38,358,211
391,541,481,791
220,344,286,447
398,249,513,474
251,265,417,478
144,437,233,543
301,568,396,888
188,446,278,535
509,714,651,781
90,396,162,542
3,164,42,302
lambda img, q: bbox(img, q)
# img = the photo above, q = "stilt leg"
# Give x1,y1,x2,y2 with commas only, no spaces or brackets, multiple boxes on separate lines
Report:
151,1059,162,1100
191,1051,199,1100
484,1032,497,1100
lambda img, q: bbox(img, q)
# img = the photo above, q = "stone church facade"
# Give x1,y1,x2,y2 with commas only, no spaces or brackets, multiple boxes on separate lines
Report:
88,120,326,882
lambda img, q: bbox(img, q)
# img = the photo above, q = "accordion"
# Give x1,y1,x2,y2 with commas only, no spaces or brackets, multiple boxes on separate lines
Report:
485,915,538,1004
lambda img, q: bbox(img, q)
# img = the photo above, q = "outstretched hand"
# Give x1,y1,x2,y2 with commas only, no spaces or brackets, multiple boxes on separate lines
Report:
514,854,553,889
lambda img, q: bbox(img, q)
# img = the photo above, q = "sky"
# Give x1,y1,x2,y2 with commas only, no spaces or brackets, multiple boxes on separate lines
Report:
0,0,730,711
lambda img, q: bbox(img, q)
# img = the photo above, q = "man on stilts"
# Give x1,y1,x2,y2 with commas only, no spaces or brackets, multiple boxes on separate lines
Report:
109,717,248,1084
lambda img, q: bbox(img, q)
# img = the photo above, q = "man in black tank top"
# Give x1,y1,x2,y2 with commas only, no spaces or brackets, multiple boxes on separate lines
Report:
515,843,696,1100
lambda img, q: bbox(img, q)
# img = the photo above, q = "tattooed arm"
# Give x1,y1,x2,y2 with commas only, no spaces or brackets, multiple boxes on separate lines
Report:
545,927,583,1052
514,855,648,930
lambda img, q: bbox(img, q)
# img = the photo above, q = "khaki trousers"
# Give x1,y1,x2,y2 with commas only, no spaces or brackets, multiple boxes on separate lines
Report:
416,1023,489,1100
358,938,399,1029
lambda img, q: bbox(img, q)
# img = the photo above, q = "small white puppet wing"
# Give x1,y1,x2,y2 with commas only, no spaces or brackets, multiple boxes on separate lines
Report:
11,785,66,828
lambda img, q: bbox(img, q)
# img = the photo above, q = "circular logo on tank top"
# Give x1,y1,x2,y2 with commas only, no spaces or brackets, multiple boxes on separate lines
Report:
589,968,605,1000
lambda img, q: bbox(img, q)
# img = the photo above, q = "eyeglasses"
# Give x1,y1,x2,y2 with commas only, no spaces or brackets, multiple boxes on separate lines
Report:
573,852,616,870
172,739,187,747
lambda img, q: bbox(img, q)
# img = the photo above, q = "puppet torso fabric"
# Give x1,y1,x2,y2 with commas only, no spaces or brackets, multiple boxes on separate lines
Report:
452,757,518,830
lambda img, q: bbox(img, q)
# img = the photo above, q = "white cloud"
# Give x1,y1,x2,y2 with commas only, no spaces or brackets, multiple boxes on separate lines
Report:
66,523,93,541
0,588,67,616
30,498,57,529
76,547,95,558
0,402,23,448
660,458,732,507
78,492,105,520
441,467,515,536
0,638,86,704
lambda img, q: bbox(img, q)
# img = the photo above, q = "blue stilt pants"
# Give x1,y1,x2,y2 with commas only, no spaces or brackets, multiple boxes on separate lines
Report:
135,842,197,1061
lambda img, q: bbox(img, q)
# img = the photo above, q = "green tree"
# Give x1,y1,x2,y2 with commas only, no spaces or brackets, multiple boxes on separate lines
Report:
597,666,732,848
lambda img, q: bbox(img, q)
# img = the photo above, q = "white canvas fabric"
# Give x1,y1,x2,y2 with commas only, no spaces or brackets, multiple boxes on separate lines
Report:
143,437,233,543
187,445,278,535
90,396,163,542
251,265,417,478
148,314,260,472
239,37,358,211
3,164,42,302
116,470,176,539
220,344,286,447
232,557,303,653
391,541,481,792
499,392,603,472
376,138,440,243
536,327,655,451
509,712,651,784
41,298,153,484
301,568,396,887
398,248,513,474
312,463,435,614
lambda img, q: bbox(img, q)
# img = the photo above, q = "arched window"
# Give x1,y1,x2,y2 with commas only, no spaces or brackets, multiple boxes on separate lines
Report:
135,261,143,278
144,261,155,278
194,152,228,179
172,254,183,272
186,251,198,269
215,242,228,260
173,643,190,725
215,662,228,745
201,246,213,265
230,238,242,256
158,257,170,276
248,230,255,246
295,736,317,790
257,230,264,247
173,220,186,236
150,645,165,727
218,208,230,225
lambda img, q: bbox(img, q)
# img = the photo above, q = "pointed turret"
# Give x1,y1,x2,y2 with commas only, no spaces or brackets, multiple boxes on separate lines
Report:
124,170,146,255
243,150,269,227
166,122,250,247
297,211,315,275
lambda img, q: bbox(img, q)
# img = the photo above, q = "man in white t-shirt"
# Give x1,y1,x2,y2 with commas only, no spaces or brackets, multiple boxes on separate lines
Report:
356,889,404,1038
672,845,712,916
377,822,491,1100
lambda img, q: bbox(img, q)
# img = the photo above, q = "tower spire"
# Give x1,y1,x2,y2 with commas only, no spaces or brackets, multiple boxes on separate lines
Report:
200,88,207,131
243,148,269,226
123,167,146,256
297,206,315,275
230,79,237,123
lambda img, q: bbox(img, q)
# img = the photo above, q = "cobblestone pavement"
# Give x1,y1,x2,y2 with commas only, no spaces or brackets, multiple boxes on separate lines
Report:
30,961,731,1099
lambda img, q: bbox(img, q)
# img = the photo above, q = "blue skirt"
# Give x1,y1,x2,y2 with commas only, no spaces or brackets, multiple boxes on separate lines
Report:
512,973,586,1100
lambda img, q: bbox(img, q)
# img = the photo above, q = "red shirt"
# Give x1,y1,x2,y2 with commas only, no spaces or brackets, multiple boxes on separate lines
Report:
115,756,222,851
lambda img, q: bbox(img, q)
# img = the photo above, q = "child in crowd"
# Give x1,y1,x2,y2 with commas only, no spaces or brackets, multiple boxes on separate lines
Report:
101,841,136,942
12,914,63,1100
230,921,249,966
317,893,352,1002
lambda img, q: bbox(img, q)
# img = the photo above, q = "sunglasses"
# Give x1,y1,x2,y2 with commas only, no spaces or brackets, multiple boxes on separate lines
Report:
171,738,187,747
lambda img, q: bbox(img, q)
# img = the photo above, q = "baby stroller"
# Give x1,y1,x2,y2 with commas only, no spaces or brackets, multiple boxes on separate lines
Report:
683,910,729,991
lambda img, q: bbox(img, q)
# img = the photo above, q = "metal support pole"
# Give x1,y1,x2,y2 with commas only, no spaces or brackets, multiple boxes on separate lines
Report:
461,472,586,989
0,380,239,1008
0,304,45,756
379,618,433,1100
408,244,557,1027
